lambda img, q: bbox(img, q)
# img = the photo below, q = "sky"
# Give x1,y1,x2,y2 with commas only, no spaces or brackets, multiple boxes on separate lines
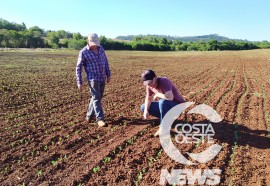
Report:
1,0,270,41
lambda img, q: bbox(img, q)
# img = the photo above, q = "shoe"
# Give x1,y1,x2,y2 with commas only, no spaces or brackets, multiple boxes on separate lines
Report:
154,129,160,137
97,120,107,127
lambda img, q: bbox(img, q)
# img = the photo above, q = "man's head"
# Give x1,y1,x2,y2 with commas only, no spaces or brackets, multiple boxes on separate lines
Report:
88,33,100,48
141,70,157,87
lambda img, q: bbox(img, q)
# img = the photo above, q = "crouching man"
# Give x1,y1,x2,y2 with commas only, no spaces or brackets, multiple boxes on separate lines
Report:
140,70,185,136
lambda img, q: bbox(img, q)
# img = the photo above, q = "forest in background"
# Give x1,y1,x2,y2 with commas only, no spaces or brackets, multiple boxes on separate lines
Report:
1,18,270,51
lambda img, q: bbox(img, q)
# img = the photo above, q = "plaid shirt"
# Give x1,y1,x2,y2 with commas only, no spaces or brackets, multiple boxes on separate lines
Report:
76,45,111,85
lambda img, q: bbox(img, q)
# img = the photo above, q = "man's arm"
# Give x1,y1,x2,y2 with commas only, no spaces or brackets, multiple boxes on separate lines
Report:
104,52,111,83
154,91,174,101
153,78,174,101
143,95,152,119
76,51,83,90
103,49,111,82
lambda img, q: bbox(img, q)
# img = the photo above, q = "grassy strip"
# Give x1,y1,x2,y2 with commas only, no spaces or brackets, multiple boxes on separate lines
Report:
250,63,270,138
229,63,249,186
261,85,270,137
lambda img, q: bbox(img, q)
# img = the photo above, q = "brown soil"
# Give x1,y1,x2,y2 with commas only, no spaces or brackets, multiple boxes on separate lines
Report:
1,50,269,186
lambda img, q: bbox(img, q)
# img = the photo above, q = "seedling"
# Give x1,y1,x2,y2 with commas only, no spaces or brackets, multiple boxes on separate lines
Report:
102,157,111,164
148,157,156,167
110,126,118,132
51,160,57,166
92,166,100,173
44,145,48,151
37,170,43,177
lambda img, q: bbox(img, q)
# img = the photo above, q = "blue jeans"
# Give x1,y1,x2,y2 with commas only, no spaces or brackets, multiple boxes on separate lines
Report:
140,99,179,121
87,80,105,121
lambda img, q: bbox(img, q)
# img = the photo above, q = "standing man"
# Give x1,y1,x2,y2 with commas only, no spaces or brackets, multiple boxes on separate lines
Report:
140,70,185,136
76,33,111,127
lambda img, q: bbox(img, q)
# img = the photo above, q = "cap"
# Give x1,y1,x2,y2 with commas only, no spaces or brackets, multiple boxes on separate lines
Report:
88,33,100,46
141,70,156,85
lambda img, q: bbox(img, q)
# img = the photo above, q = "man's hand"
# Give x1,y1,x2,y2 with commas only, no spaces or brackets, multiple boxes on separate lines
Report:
107,77,111,84
78,84,83,91
153,92,163,101
153,92,173,101
153,93,159,101
143,111,149,120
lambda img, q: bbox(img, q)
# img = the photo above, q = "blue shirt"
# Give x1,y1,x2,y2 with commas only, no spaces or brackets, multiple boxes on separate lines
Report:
76,45,111,85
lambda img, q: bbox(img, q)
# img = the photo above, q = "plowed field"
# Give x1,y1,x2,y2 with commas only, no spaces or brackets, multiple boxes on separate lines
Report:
1,49,269,185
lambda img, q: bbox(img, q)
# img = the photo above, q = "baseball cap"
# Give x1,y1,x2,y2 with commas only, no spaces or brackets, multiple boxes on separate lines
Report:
141,70,156,85
88,33,100,46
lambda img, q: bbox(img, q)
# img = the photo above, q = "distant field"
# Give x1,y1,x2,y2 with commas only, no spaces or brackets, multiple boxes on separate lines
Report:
0,49,269,185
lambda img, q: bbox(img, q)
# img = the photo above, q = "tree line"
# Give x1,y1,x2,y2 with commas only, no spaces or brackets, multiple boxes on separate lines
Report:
1,18,270,51
0,18,86,49
100,36,270,51
116,34,236,42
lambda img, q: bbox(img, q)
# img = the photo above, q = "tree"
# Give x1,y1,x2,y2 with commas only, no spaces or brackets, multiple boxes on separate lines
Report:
8,30,22,47
56,30,72,39
68,39,86,50
133,36,143,42
178,43,188,51
46,32,60,48
219,42,229,50
187,43,199,51
99,35,107,45
0,29,11,47
59,39,69,48
0,18,26,31
29,26,45,36
25,30,45,48
225,40,237,50
159,43,170,51
160,37,168,45
206,39,220,50
73,32,83,40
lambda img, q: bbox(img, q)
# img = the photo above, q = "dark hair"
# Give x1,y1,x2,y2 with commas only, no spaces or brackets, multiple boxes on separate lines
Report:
141,70,156,81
